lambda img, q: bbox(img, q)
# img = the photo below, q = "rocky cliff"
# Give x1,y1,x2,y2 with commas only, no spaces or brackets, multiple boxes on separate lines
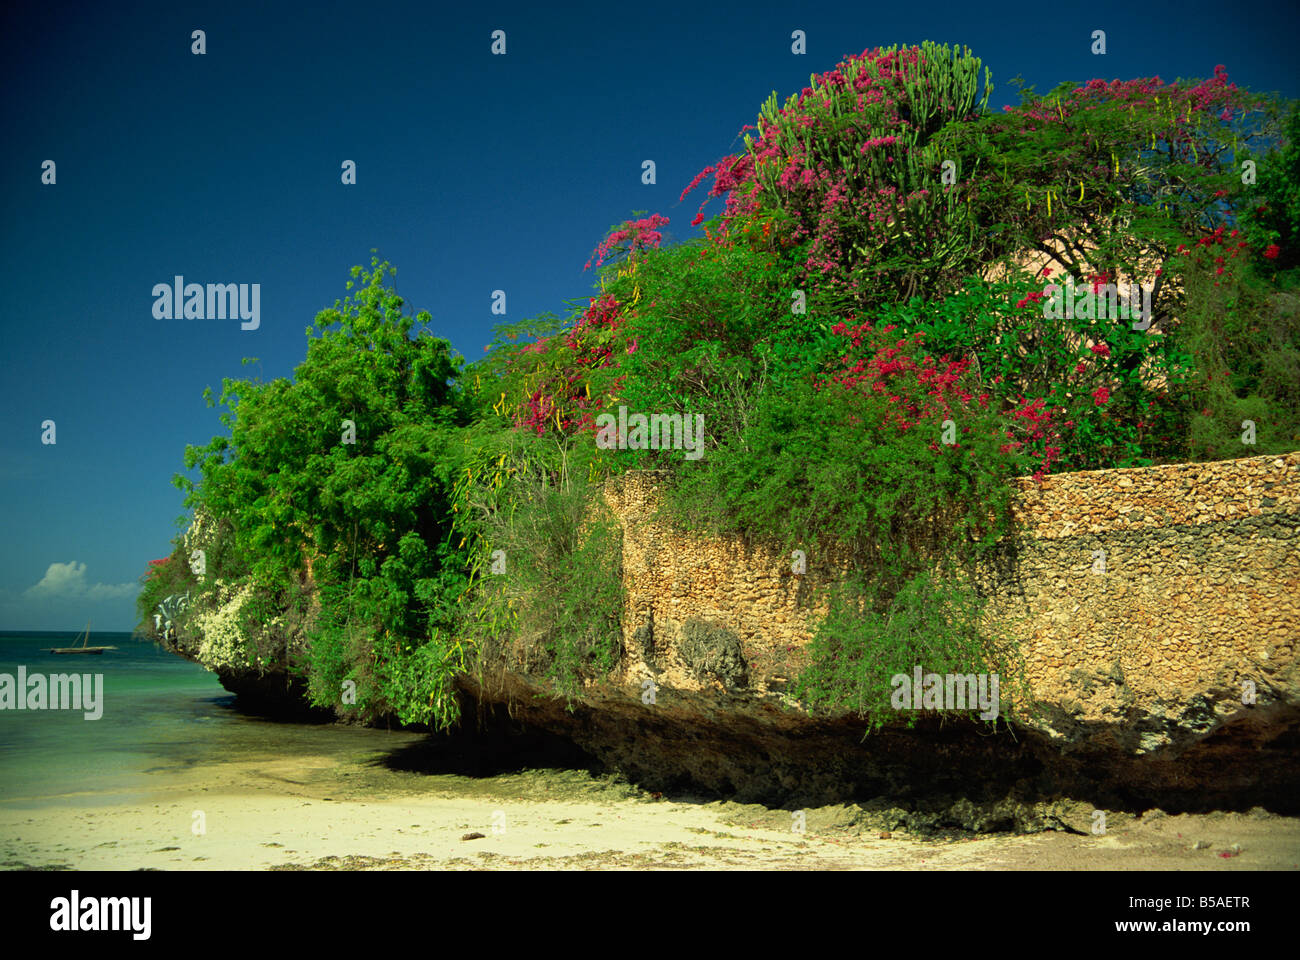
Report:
171,451,1300,831
461,451,1300,828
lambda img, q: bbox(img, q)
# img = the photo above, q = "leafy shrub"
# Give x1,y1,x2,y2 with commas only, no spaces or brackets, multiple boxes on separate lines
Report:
463,461,624,704
1239,104,1300,280
171,257,473,724
792,570,1029,733
1164,235,1300,458
663,319,1029,571
937,67,1277,312
884,273,1192,470
607,239,839,463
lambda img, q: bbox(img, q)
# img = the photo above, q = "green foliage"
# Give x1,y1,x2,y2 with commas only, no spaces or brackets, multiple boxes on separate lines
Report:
462,451,623,704
664,365,1021,577
792,569,1029,734
371,628,473,727
1166,255,1300,458
1240,104,1300,279
608,239,839,463
301,583,469,728
300,591,357,708
891,274,1193,469
175,256,473,727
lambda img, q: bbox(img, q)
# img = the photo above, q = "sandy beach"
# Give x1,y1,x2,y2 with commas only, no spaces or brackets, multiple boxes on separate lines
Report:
4,729,1298,870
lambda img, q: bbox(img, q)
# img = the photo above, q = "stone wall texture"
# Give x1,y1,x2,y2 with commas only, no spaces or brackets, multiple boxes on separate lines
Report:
600,451,1300,745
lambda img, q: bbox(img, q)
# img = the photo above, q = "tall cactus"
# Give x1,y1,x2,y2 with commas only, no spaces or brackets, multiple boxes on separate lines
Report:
698,42,994,306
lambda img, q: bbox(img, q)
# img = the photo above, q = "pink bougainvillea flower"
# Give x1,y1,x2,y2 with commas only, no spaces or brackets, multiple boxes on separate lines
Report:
585,214,670,270
1092,386,1110,405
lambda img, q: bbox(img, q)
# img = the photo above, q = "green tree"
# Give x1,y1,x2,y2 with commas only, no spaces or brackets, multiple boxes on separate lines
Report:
176,256,473,725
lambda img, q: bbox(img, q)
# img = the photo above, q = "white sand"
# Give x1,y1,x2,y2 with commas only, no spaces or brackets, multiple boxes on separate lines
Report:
3,753,1297,870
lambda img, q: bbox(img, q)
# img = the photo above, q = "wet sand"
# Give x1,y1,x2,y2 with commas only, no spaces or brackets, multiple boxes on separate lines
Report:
3,731,1297,870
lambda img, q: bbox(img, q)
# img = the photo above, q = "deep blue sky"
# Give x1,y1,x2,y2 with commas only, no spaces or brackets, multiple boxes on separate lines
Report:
2,0,1297,630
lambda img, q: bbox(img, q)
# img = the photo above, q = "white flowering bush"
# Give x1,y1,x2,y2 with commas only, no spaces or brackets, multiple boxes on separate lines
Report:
193,580,255,673
183,507,216,558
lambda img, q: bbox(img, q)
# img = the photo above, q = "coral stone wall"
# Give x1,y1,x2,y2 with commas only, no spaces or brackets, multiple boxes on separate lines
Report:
602,452,1300,733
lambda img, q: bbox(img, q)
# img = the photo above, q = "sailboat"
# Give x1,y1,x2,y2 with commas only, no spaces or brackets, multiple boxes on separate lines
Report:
50,620,118,655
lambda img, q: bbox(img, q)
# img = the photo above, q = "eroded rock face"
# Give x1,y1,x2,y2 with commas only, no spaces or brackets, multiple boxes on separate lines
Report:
461,452,1300,820
457,668,1300,828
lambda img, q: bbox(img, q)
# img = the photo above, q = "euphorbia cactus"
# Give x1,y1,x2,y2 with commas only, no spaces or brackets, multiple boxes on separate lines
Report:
684,41,994,305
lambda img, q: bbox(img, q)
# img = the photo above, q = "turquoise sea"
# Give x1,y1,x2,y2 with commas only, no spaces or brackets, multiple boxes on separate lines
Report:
0,632,231,807
0,631,433,818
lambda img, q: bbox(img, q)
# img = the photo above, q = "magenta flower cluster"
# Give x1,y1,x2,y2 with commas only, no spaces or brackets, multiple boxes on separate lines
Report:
585,214,670,271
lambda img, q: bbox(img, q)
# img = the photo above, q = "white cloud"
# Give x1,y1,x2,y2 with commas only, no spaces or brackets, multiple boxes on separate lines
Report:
0,561,140,630
23,561,136,601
